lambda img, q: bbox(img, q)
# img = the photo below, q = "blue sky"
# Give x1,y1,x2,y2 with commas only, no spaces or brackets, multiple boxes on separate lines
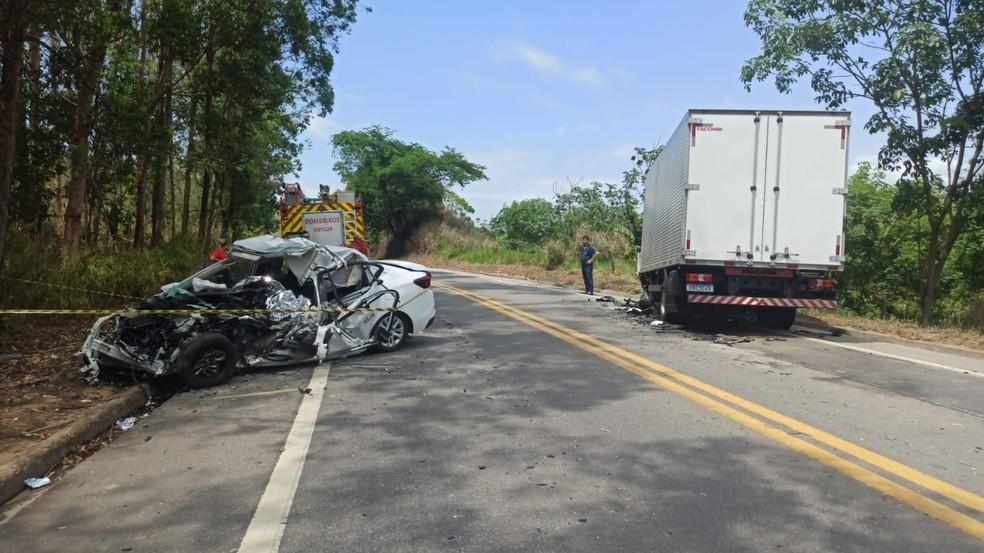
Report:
295,0,883,221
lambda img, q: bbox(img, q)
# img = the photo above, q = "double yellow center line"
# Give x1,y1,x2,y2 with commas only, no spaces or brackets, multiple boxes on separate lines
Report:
436,282,984,540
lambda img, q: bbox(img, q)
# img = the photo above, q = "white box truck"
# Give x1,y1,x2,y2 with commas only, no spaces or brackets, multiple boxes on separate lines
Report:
638,109,849,329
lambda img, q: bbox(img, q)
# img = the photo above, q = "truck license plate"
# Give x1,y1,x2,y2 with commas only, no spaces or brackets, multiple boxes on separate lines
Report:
685,283,713,293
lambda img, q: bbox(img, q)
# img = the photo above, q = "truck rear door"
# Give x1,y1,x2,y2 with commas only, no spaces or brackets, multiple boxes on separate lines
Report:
763,113,849,267
686,112,763,261
685,110,848,267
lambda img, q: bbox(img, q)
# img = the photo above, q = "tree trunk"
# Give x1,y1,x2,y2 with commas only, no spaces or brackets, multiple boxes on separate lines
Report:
919,222,942,326
181,97,196,235
133,147,149,247
28,26,42,235
0,0,29,266
132,0,150,248
168,128,175,240
63,40,109,256
150,52,172,247
196,44,214,246
224,169,237,239
209,172,222,241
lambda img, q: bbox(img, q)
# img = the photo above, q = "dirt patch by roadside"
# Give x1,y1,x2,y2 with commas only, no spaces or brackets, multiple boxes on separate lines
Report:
0,316,136,476
418,256,984,355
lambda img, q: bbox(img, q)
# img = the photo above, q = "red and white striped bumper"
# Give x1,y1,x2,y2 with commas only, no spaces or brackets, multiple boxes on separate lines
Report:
687,295,837,309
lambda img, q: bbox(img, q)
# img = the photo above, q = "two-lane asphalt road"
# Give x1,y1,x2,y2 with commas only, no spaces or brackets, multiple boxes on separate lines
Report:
2,269,982,552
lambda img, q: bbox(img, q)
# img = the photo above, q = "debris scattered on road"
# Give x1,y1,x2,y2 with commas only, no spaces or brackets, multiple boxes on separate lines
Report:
594,295,618,303
713,334,753,346
298,387,312,395
24,477,51,489
766,336,787,342
115,417,137,431
650,320,665,327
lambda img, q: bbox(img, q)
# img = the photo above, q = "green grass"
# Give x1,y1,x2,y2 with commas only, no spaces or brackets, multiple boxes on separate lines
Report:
1,233,205,311
434,241,546,267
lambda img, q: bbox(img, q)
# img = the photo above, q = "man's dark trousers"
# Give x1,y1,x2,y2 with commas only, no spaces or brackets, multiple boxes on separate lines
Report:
581,263,594,294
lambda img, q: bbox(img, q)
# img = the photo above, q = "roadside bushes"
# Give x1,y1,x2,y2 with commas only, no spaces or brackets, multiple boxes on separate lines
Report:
0,232,204,311
544,243,566,270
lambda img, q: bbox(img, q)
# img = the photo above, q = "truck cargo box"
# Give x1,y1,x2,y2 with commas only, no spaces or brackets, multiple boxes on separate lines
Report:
639,109,849,274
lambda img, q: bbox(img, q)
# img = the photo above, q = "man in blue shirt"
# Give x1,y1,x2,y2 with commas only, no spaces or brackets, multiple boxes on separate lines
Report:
579,235,599,295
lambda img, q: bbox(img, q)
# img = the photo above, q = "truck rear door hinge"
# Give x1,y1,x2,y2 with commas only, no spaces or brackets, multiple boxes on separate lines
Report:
685,183,700,191
832,187,848,195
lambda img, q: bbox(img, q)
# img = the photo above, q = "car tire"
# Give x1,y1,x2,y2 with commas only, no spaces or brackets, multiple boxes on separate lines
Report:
178,333,238,388
370,312,410,353
758,308,796,330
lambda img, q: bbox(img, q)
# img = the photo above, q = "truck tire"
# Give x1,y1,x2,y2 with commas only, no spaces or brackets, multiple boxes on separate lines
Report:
659,274,688,324
758,308,796,330
178,333,238,388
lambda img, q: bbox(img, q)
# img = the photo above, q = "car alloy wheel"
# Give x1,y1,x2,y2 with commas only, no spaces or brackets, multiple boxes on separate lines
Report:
193,349,228,379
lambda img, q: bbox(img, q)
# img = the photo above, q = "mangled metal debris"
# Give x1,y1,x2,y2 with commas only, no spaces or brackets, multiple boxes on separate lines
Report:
24,477,51,489
115,417,138,431
79,235,437,388
713,334,754,346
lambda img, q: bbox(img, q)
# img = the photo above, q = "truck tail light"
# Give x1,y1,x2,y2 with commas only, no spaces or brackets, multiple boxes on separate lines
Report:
686,273,712,283
686,229,692,250
835,235,841,256
808,279,835,289
413,272,432,289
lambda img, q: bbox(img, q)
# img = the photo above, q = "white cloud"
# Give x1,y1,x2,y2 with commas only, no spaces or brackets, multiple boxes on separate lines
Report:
851,152,953,184
554,125,568,136
460,146,628,221
604,144,636,161
307,115,340,139
492,40,604,87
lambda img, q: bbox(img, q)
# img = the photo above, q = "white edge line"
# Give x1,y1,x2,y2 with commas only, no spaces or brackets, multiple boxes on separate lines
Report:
791,335,984,379
239,362,331,553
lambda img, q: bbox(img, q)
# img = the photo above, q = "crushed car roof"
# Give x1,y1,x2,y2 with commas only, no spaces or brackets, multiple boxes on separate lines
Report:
230,235,365,280
231,235,356,258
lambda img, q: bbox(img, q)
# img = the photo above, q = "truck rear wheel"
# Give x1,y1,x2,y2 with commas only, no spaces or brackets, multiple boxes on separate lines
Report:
659,281,687,325
758,308,796,330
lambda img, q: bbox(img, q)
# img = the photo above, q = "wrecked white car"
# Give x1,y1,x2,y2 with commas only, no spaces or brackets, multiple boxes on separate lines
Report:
80,235,436,388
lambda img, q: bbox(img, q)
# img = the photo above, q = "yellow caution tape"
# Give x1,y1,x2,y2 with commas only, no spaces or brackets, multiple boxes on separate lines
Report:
0,307,395,315
0,275,146,301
